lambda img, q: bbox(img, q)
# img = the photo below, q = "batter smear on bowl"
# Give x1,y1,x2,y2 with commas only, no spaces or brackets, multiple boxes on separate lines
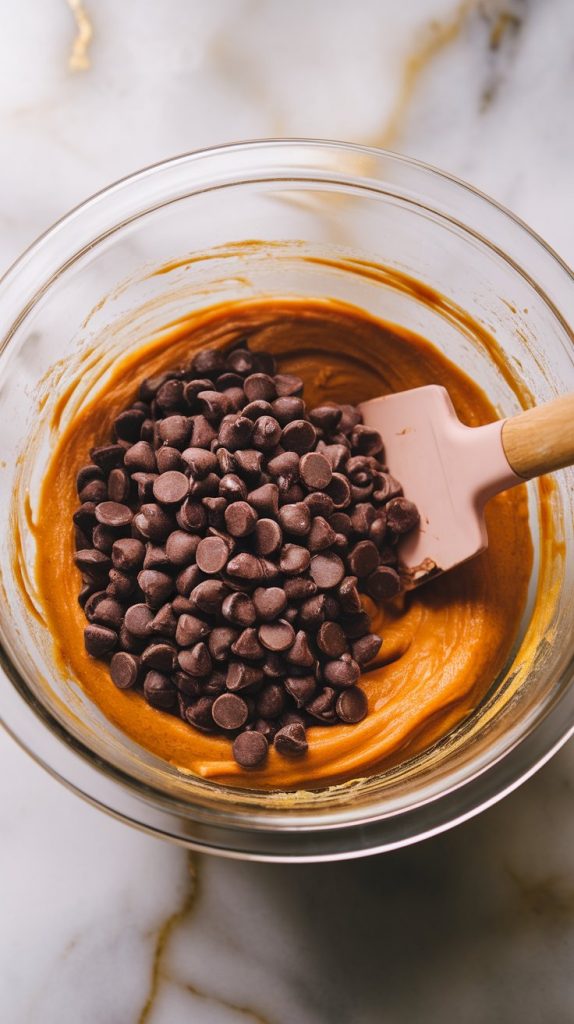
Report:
35,298,532,789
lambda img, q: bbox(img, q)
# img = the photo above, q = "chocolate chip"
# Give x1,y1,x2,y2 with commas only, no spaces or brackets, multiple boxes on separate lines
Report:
74,548,112,577
92,525,117,555
373,473,403,504
123,441,156,474
123,603,154,638
84,624,117,658
309,551,345,589
298,594,326,628
326,473,351,509
352,633,383,665
176,499,207,534
274,373,303,397
259,620,295,652
175,564,202,597
156,415,192,449
338,575,362,613
94,501,133,529
226,553,264,581
178,641,212,677
110,651,140,689
197,390,230,423
150,603,178,637
306,687,338,723
143,670,177,709
285,630,314,667
316,621,348,657
208,626,239,661
76,464,104,494
233,449,264,481
152,471,189,506
134,503,175,541
190,580,228,615
252,587,287,622
256,683,286,718
137,569,174,608
90,444,125,472
304,493,335,519
226,347,257,375
284,675,316,708
309,405,342,431
299,452,332,490
224,501,258,538
267,451,300,480
114,408,146,442
155,378,185,413
385,497,420,534
243,373,277,403
221,592,257,627
343,611,371,639
274,722,307,756
80,478,108,504
278,502,311,537
175,613,211,647
185,696,216,731
336,687,368,723
281,419,316,453
284,578,317,601
213,693,249,730
307,516,336,553
107,569,135,600
254,518,283,557
132,473,158,502
242,400,274,421
350,424,383,456
251,415,282,451
164,530,199,567
203,496,228,528
195,535,229,574
279,544,310,575
192,348,226,377
231,627,265,660
271,396,306,425
233,730,268,767
324,656,361,688
248,483,279,518
365,566,401,600
90,596,124,630
106,468,130,504
347,540,380,578
141,642,177,673
111,538,145,572
227,661,264,692
218,415,253,451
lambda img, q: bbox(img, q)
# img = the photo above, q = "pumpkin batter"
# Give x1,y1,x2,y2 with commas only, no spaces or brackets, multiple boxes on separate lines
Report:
35,298,532,790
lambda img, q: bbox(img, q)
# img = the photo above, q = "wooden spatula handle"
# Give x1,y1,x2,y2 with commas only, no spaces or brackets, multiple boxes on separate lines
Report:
501,393,574,479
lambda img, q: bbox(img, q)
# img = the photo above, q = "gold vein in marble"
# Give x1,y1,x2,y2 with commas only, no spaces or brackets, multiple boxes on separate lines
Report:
66,0,93,72
138,855,271,1024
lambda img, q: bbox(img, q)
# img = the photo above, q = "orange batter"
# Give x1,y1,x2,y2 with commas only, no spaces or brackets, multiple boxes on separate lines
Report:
35,298,532,790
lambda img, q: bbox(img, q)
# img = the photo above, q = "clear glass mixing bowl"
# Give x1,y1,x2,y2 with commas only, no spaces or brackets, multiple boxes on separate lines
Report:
0,140,573,861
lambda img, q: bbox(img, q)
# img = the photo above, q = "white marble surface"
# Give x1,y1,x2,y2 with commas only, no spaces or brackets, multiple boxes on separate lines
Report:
1,1,574,1021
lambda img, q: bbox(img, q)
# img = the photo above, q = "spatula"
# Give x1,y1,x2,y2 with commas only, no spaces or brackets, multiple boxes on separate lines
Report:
358,386,574,587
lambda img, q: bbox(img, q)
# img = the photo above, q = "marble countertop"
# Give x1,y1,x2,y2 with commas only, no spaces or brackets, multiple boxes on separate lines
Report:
1,2,573,1021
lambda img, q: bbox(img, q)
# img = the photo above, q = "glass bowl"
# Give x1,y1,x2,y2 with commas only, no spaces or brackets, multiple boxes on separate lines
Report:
0,140,573,862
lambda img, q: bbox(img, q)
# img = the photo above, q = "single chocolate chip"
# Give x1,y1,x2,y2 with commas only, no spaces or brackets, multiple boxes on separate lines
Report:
307,516,337,553
281,419,316,454
175,613,211,647
227,661,264,692
164,531,198,567
309,406,342,432
178,641,212,677
351,424,383,456
298,594,326,628
352,633,383,665
336,687,368,723
285,630,315,667
94,501,133,529
84,624,117,658
304,493,335,519
365,565,402,600
233,449,264,482
197,389,230,423
278,502,311,537
267,450,300,480
242,400,274,421
106,568,135,600
248,483,279,518
74,548,112,577
181,447,217,478
190,580,228,614
373,473,403,504
385,497,420,534
157,415,192,450
155,378,185,413
218,415,253,451
143,670,177,709
90,444,125,472
111,538,145,572
283,578,317,602
226,347,257,375
218,473,247,502
226,552,264,581
278,483,305,506
114,408,146,442
343,611,371,639
90,596,124,630
285,675,316,708
150,603,178,637
80,478,108,504
123,441,157,474
231,627,266,660
324,656,361,688
262,653,287,679
338,575,362,613
255,683,285,718
185,695,216,731
252,587,287,622
175,563,203,597
107,468,130,503
131,472,158,502
244,373,277,403
140,372,173,402
203,496,228,528
224,501,258,538
195,535,229,574
138,569,174,608
316,621,348,657
141,642,177,673
212,693,249,730
271,396,306,425
251,415,282,451
300,452,332,490
142,544,169,571
274,722,308,756
274,373,303,397
326,473,351,509
134,503,175,541
110,651,140,689
176,499,207,534
254,518,283,557
152,471,189,506
317,442,349,471
309,551,345,589
233,730,268,767
92,525,117,555
192,348,226,377
306,687,338,723
258,620,296,652
338,404,362,434
208,626,239,661
347,540,380,578
221,592,257,627
279,544,311,575
124,603,155,638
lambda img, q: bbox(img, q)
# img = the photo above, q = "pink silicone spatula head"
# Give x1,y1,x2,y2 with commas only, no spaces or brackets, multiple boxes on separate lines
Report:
359,385,574,587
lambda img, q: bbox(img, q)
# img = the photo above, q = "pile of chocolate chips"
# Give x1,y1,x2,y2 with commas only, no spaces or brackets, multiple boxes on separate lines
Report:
73,340,420,769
